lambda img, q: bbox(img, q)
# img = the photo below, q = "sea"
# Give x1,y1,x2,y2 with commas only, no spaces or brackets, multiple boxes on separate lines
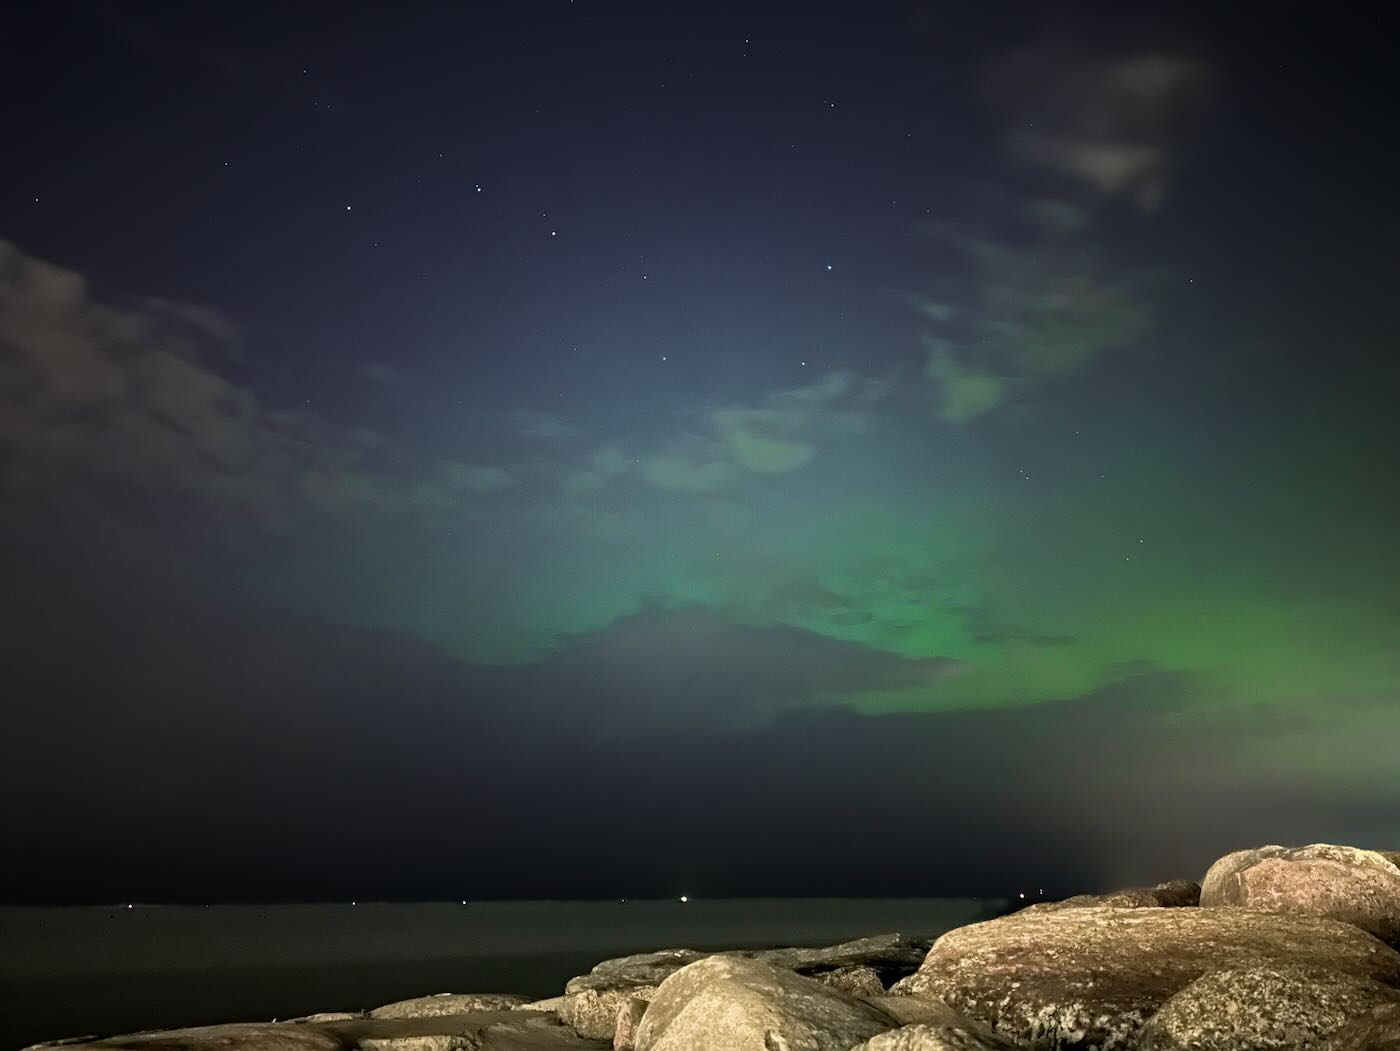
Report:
0,898,1005,1048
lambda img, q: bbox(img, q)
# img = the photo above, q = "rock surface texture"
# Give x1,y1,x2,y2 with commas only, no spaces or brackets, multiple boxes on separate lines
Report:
1026,878,1200,913
632,956,896,1051
1318,1001,1400,1049
559,987,658,1042
369,996,531,1020
611,998,648,1051
904,905,1400,1050
21,1024,352,1051
851,1022,1019,1051
812,965,886,997
1134,964,1400,1050
1199,842,1400,947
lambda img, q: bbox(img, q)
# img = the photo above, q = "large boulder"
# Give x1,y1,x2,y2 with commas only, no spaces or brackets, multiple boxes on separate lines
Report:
852,1023,1018,1051
904,905,1400,1050
633,956,896,1051
368,993,530,1019
1199,845,1289,903
1200,843,1400,946
1027,879,1200,914
561,933,929,1039
1318,1001,1400,1049
1136,964,1400,1050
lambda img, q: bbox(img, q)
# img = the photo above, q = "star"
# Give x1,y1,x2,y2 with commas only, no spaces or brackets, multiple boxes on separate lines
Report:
345,205,352,211
825,264,833,271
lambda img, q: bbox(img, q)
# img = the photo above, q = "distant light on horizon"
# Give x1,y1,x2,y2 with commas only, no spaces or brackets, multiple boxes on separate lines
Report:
680,894,689,903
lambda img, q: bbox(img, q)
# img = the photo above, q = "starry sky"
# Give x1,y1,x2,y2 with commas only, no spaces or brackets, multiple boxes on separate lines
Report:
2,2,1398,903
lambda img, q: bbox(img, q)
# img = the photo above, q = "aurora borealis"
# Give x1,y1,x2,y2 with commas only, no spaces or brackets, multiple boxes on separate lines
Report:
2,3,1397,902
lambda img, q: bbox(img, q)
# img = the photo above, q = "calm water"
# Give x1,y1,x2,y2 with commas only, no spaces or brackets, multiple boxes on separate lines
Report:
0,898,1002,1048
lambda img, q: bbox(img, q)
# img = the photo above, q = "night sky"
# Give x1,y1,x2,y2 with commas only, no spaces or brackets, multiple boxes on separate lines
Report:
2,2,1398,904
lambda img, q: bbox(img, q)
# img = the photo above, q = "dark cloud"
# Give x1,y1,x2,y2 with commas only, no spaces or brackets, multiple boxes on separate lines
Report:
6,555,1394,904
528,601,965,730
0,241,510,532
948,604,1079,647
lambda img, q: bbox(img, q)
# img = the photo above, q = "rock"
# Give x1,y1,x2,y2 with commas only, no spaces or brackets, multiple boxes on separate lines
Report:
1136,964,1400,1050
886,975,919,996
21,1024,349,1051
359,1038,475,1051
561,932,929,1038
289,1013,366,1024
1199,845,1289,903
560,986,658,1041
569,934,927,994
612,998,648,1051
511,996,566,1013
1199,843,1400,946
566,950,706,994
633,956,896,1051
864,996,956,1027
748,933,931,975
370,994,531,1020
904,905,1400,1050
1028,878,1201,914
1318,1001,1400,1049
851,1022,1019,1051
812,965,885,997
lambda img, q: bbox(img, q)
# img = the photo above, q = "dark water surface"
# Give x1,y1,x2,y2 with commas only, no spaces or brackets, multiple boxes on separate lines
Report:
0,898,1001,1048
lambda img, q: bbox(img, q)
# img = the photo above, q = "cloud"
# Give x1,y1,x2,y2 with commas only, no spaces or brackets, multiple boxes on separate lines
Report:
0,239,507,530
911,234,1153,423
638,440,737,492
710,408,814,473
441,462,515,493
9,564,1397,902
923,344,1006,423
987,47,1211,210
510,409,579,440
569,371,890,497
948,604,1078,647
528,601,966,728
356,362,401,384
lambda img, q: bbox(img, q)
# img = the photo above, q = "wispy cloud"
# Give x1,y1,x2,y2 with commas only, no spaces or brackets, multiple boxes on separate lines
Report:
566,370,890,497
912,237,1153,423
510,409,579,441
988,47,1211,211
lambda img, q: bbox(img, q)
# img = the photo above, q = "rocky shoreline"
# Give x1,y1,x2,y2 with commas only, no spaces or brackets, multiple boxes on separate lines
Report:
24,844,1400,1051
